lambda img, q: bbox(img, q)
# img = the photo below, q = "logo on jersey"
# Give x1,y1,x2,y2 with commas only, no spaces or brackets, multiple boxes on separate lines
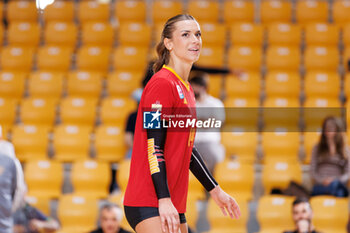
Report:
176,85,184,99
143,110,161,129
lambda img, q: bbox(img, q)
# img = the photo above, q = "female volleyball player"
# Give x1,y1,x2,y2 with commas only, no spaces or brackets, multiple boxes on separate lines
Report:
123,14,241,233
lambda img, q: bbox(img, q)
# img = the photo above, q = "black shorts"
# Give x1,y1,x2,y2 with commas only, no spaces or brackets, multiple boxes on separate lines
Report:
124,206,187,231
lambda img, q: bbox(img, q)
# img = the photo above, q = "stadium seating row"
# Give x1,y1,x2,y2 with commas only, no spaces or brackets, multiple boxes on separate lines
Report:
3,0,350,27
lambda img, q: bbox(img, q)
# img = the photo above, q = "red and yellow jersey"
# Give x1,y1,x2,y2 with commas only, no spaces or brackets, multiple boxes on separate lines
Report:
124,65,196,213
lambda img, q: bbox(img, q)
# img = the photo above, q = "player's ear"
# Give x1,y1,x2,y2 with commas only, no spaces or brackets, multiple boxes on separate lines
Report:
164,38,173,51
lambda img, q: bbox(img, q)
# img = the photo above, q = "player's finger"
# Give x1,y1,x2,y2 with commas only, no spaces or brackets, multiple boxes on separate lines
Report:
220,206,227,217
226,203,235,219
172,214,180,233
231,199,241,219
160,215,167,233
166,216,174,233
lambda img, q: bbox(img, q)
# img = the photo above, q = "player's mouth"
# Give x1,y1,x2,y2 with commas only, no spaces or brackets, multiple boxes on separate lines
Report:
189,48,200,53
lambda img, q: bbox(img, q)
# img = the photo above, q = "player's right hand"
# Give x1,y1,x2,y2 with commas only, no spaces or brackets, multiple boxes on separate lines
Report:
158,197,180,233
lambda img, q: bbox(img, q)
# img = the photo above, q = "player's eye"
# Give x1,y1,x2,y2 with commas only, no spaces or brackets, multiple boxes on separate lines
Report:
182,32,189,37
195,32,201,37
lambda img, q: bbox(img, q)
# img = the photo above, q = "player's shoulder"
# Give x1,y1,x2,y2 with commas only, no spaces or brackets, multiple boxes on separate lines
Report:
146,68,176,89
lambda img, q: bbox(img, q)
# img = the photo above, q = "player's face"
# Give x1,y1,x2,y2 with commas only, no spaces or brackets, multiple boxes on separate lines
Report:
324,119,337,140
167,20,202,63
292,203,312,223
100,208,120,233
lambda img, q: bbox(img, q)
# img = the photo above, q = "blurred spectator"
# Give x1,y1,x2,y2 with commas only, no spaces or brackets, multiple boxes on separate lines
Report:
310,116,349,197
90,203,131,233
13,202,60,233
189,72,225,173
0,125,26,233
283,198,320,233
124,88,143,159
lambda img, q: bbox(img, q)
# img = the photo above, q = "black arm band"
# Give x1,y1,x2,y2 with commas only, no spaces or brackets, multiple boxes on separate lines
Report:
190,147,218,192
147,126,171,199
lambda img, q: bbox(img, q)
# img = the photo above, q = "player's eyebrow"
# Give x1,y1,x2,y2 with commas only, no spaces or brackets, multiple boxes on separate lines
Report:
180,30,201,33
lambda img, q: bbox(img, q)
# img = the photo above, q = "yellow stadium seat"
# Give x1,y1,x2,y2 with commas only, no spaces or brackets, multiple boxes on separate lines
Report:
262,98,300,131
118,22,152,47
263,158,302,193
53,124,91,162
229,23,264,46
261,0,292,24
43,1,74,22
228,46,262,71
25,195,50,216
0,98,17,127
207,74,223,99
37,46,72,72
107,71,142,97
77,1,109,23
305,23,339,46
60,97,97,126
196,46,225,67
100,97,136,126
28,72,64,101
333,0,350,27
66,71,103,99
82,22,115,47
343,46,350,67
304,71,340,99
303,98,342,132
117,159,131,192
201,23,226,47
304,46,339,71
261,131,300,161
0,46,34,72
8,22,40,48
343,73,350,99
226,72,261,99
0,2,3,23
112,46,148,71
7,1,38,23
186,194,199,230
223,0,255,24
188,171,205,200
76,46,110,74
188,0,219,23
12,125,49,162
296,0,329,26
215,160,254,201
0,71,26,100
267,23,301,46
224,98,260,131
151,0,183,24
0,23,4,44
58,195,98,233
25,160,63,198
257,195,295,232
266,46,300,72
71,160,111,198
207,198,248,233
303,131,321,164
44,22,77,48
265,71,301,99
20,98,57,127
311,196,349,233
95,125,126,162
343,24,350,46
221,131,258,163
115,0,146,23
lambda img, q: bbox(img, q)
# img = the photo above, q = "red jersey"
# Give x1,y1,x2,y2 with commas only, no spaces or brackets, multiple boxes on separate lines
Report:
123,65,196,213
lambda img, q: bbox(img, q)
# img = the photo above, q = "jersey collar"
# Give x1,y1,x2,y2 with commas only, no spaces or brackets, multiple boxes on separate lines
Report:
163,65,190,91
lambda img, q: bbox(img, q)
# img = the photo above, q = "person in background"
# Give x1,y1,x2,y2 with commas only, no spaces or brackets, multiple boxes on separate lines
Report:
0,125,26,233
90,203,131,233
283,198,320,233
189,73,225,174
124,88,143,159
13,202,60,233
310,116,349,197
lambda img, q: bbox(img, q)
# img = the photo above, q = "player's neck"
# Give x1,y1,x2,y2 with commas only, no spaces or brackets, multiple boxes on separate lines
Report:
167,59,192,82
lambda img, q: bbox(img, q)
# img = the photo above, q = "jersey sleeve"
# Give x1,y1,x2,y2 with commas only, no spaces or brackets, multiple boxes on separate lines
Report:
142,78,175,117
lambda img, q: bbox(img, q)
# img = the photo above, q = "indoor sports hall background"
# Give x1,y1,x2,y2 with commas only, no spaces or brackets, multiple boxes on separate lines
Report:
0,0,349,232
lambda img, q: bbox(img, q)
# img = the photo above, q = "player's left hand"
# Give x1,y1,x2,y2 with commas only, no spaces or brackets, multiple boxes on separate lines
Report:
209,186,241,219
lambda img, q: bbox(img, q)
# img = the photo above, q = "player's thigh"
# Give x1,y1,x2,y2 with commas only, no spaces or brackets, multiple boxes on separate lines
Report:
135,216,165,233
135,216,188,233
